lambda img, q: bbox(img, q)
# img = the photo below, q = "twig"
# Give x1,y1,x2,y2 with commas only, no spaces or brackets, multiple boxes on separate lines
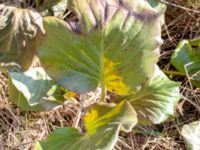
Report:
74,95,85,128
184,62,195,90
118,137,132,150
160,0,200,14
164,23,176,46
74,109,82,128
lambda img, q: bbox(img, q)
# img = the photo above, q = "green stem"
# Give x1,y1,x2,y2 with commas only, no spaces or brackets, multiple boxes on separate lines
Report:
100,83,107,102
163,70,185,76
99,30,107,102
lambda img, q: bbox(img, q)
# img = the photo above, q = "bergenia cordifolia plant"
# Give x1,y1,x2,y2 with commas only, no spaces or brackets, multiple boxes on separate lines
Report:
171,38,200,88
0,0,180,150
181,121,200,149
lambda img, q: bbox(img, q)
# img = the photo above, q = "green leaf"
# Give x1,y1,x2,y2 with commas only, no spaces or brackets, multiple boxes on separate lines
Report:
8,67,65,111
171,39,200,87
34,101,137,150
181,121,200,150
127,66,180,125
148,0,164,9
37,0,165,96
0,5,45,71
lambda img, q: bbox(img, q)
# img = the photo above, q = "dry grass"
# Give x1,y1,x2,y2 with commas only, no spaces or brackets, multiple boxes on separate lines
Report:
0,0,200,150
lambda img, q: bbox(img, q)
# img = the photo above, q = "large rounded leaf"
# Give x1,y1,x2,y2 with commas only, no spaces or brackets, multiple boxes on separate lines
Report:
34,101,137,150
8,67,65,111
181,121,200,150
0,5,45,71
37,0,165,95
127,66,180,125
